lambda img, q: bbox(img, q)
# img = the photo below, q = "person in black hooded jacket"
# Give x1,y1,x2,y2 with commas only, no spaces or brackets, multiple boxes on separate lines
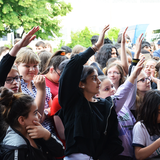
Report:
58,25,123,160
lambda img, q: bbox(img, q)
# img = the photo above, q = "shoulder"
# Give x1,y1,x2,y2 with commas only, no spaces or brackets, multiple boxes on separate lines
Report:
2,127,27,147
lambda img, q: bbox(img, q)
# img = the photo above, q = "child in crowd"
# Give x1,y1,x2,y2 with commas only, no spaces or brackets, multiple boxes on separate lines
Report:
35,41,45,54
42,55,68,99
38,50,52,73
132,90,160,159
0,26,39,87
45,42,53,53
15,47,53,133
0,87,64,160
4,65,22,93
97,57,144,160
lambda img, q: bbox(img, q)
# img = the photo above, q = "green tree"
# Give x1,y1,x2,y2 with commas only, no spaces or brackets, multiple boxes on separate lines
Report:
67,27,120,49
0,0,72,39
107,27,120,42
67,27,99,48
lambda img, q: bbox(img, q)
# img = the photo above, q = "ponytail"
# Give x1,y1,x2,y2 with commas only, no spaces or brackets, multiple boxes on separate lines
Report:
0,87,34,128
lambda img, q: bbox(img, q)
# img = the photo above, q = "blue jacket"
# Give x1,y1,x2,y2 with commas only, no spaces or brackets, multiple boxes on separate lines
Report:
153,49,160,58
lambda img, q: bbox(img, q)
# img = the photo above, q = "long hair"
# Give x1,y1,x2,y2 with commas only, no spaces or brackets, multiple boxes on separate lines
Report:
137,90,160,136
105,63,125,86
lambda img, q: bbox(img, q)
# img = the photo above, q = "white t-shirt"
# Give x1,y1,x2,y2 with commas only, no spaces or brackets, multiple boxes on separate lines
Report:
132,121,160,158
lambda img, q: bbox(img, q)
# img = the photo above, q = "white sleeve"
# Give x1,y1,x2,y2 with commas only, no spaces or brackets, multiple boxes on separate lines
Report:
132,121,146,148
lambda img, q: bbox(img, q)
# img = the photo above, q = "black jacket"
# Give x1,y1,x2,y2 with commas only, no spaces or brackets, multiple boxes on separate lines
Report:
0,53,16,87
0,127,64,160
58,47,123,160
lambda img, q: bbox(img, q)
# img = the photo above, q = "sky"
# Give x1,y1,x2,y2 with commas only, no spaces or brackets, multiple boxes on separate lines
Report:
59,0,160,43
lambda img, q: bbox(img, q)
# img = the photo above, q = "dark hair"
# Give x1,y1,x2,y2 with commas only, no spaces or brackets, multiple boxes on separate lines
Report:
141,41,151,49
61,46,72,54
38,50,52,73
104,38,113,44
42,55,68,74
80,65,96,83
35,41,45,48
155,61,160,79
91,35,99,45
0,87,34,128
95,44,119,69
0,46,9,56
137,90,160,136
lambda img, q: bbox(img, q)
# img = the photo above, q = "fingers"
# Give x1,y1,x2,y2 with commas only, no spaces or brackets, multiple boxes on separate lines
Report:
103,25,110,32
33,75,45,82
123,27,128,36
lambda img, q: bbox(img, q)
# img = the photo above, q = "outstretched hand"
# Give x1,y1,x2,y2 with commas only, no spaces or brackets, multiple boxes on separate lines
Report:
16,26,39,49
134,33,144,59
26,120,51,140
95,25,110,49
121,27,128,44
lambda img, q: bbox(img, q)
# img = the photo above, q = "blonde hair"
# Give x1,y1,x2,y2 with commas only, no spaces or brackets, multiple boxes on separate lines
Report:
15,47,40,65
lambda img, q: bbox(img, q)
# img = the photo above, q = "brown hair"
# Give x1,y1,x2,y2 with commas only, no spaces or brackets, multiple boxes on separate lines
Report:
0,87,34,128
105,63,125,86
15,47,40,65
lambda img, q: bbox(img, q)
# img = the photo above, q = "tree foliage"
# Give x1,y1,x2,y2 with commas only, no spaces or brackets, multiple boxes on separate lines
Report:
67,27,120,49
0,0,72,39
67,27,99,49
106,27,120,42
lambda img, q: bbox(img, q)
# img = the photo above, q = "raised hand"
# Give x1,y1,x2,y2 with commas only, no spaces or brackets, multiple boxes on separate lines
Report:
16,26,39,49
134,33,144,59
26,120,51,140
121,27,128,44
95,25,110,49
10,26,39,57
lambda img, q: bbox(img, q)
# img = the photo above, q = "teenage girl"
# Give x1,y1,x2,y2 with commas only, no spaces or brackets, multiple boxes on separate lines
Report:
132,89,160,159
59,25,124,160
0,87,64,160
4,65,22,93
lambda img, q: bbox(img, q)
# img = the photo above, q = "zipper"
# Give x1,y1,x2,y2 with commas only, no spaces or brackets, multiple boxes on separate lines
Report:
104,98,114,135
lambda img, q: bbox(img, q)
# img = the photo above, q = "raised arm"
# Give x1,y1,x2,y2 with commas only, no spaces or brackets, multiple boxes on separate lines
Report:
59,25,110,108
120,27,129,75
114,34,144,113
0,26,39,86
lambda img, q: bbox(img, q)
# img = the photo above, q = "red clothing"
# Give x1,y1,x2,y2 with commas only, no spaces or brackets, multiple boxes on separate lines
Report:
45,76,59,99
50,95,61,116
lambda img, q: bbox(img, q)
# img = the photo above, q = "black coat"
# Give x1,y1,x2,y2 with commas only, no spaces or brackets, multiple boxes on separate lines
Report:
58,47,123,160
0,127,64,160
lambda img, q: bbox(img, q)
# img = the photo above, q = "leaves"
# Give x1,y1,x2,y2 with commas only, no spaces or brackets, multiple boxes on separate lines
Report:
107,27,120,42
0,0,72,39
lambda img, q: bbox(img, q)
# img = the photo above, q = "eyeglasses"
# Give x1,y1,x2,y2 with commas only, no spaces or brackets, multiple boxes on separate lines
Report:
137,77,151,83
5,75,22,84
54,70,61,76
107,72,120,76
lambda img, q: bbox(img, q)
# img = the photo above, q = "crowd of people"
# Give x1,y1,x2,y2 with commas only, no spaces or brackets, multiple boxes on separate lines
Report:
0,25,160,160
